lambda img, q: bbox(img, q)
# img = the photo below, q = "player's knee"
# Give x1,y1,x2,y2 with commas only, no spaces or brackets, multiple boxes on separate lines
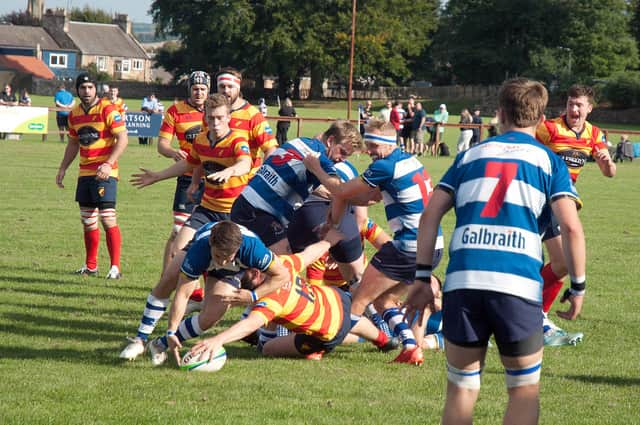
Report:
505,360,542,388
172,212,189,235
99,208,117,227
447,363,482,390
80,209,98,230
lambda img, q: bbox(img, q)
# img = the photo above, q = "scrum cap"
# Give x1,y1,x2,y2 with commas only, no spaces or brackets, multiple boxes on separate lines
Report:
75,73,96,92
188,71,211,91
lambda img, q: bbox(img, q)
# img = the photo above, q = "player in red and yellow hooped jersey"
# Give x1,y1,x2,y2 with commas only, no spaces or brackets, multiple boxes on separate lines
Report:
534,84,615,342
214,67,277,174
132,93,252,252
189,228,357,359
102,86,128,117
56,73,128,279
156,71,210,271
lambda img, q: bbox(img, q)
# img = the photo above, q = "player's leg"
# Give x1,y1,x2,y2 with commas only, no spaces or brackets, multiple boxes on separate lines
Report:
501,349,543,425
441,342,486,425
261,333,301,358
74,177,100,275
95,177,121,279
231,195,290,255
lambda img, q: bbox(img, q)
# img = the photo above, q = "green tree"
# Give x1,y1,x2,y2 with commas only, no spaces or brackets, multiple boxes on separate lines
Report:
69,6,113,23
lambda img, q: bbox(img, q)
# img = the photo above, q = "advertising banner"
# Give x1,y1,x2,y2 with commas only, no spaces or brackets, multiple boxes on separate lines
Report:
125,112,163,137
0,106,48,134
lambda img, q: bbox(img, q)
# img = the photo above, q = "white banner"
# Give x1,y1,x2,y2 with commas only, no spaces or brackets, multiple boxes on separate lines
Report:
0,106,49,134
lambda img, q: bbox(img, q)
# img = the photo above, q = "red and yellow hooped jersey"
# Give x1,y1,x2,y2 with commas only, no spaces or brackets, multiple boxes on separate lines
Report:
251,254,345,341
101,97,127,116
229,102,277,174
186,130,250,213
306,217,384,287
159,101,204,176
536,116,606,182
68,101,127,178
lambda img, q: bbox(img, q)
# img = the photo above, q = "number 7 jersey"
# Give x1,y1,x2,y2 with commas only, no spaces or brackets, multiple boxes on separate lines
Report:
438,131,581,303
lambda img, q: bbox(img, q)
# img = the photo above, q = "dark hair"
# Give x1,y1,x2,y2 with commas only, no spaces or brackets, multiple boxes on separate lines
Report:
209,221,243,257
567,84,595,104
75,73,96,92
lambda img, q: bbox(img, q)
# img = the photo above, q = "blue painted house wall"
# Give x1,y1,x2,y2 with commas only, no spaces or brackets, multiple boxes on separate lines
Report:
41,50,79,79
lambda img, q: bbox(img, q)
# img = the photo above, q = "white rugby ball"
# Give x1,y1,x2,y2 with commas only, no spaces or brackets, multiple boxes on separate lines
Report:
180,347,227,372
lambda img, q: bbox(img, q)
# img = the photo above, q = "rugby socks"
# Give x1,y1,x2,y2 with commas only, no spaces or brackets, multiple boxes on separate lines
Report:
83,228,100,271
105,225,122,268
258,328,277,347
382,307,417,349
136,293,169,342
365,304,392,337
541,263,564,313
189,287,204,302
373,329,390,349
159,314,203,349
350,313,362,329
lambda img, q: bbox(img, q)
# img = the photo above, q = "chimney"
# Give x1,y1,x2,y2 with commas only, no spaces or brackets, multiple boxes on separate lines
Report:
42,8,69,33
113,14,132,35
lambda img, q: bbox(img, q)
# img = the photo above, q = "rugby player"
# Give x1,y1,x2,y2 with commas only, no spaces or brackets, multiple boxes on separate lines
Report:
405,78,586,424
56,73,128,279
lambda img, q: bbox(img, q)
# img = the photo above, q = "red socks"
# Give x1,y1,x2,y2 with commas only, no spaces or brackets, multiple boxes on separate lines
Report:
84,228,100,270
541,263,564,313
105,225,122,268
189,287,204,302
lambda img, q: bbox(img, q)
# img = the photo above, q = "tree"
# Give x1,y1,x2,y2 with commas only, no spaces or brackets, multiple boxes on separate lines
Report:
69,6,114,24
1,10,40,25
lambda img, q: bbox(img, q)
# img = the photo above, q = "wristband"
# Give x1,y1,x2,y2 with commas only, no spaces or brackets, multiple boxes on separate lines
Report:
166,330,176,336
415,264,432,283
250,290,258,303
570,276,586,293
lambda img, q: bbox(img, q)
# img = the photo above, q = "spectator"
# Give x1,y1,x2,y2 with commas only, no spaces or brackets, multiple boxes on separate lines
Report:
276,97,297,145
412,102,427,156
389,101,404,147
359,99,373,136
19,88,31,106
54,84,75,143
429,103,449,156
456,108,473,153
139,93,159,145
614,134,634,163
258,98,268,117
470,107,482,147
1,84,19,140
379,100,392,123
488,109,499,137
402,95,416,152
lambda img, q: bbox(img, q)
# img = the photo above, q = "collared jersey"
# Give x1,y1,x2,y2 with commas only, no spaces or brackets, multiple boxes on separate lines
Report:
186,130,251,213
180,221,274,280
361,148,442,253
159,100,204,177
229,101,277,174
251,254,345,341
68,100,127,178
536,116,606,182
439,131,580,303
239,137,337,225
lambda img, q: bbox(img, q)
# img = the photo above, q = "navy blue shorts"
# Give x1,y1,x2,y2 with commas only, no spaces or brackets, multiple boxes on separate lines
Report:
56,114,69,129
287,200,362,263
442,289,543,357
293,288,352,355
75,176,117,208
184,206,230,231
370,241,443,283
231,195,287,247
173,175,204,214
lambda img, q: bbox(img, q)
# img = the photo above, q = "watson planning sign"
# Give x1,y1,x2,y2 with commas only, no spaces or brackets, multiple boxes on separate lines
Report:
125,112,163,137
0,106,48,134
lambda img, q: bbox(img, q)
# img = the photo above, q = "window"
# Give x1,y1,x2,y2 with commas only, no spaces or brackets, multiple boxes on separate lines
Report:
96,56,107,71
121,59,130,73
49,53,67,68
132,59,144,71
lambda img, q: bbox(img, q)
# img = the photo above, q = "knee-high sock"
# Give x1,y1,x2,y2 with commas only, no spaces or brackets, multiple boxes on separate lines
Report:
105,225,122,268
382,307,416,349
83,228,100,270
136,293,169,341
541,263,564,313
158,314,203,349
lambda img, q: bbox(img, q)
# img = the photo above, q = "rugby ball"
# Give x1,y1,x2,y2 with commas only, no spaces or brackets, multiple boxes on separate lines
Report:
180,347,227,372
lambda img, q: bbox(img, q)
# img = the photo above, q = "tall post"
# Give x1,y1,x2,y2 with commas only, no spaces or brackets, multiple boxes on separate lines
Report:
347,0,357,120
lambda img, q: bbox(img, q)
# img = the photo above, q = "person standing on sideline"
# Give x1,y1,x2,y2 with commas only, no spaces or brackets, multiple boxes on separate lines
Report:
258,98,268,117
55,73,129,279
470,107,483,147
456,108,473,153
430,103,449,156
411,102,427,155
139,93,159,145
535,84,615,345
276,97,297,145
19,88,31,106
405,78,586,425
379,100,392,123
102,86,127,117
54,84,75,143
359,100,373,137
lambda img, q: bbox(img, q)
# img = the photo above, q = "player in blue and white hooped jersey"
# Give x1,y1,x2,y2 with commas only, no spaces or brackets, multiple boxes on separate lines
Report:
230,120,360,255
404,79,586,424
303,118,444,365
118,221,289,363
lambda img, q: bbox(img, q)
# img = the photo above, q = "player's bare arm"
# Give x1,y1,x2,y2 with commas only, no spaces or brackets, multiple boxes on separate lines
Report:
157,135,188,162
206,156,251,183
190,313,265,361
130,160,193,188
56,138,80,188
96,131,128,181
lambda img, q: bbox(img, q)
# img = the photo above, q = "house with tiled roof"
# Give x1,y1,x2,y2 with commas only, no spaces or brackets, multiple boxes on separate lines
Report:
42,9,152,82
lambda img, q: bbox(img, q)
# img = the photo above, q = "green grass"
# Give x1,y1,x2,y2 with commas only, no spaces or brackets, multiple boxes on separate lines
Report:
2,110,640,424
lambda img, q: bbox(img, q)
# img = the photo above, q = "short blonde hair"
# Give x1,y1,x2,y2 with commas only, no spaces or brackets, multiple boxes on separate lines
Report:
365,118,396,137
322,120,361,153
205,93,231,113
498,78,548,128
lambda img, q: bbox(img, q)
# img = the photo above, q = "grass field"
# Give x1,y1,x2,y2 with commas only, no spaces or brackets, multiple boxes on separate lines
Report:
1,103,640,424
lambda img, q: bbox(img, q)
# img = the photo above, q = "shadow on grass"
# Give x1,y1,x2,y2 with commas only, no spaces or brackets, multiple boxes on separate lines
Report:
0,345,135,367
0,273,151,293
564,374,640,387
2,285,142,303
1,299,137,318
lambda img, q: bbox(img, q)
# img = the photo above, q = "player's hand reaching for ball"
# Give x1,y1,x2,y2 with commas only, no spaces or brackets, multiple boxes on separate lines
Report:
130,168,159,188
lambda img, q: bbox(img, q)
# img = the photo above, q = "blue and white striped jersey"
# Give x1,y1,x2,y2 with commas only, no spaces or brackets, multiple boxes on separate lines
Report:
181,221,274,279
439,131,580,302
240,137,337,224
362,148,442,253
